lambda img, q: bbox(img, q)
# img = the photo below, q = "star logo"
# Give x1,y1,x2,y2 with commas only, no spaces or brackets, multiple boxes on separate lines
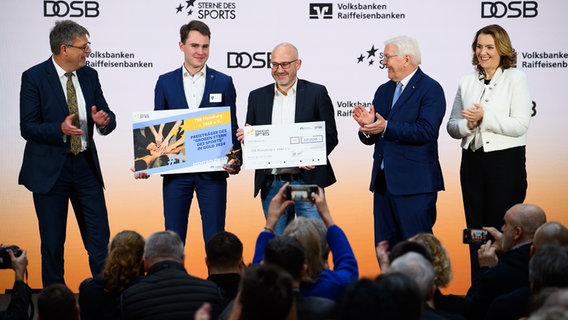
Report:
366,45,378,58
175,0,197,16
357,45,385,68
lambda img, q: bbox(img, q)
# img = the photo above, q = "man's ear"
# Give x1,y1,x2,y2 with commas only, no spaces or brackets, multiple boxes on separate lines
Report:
513,226,523,241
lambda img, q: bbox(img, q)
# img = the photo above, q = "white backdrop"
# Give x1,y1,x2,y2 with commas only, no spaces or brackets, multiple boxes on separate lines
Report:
1,0,567,293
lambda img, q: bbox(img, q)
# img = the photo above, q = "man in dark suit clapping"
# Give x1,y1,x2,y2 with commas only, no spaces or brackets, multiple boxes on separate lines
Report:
19,20,116,287
352,35,446,252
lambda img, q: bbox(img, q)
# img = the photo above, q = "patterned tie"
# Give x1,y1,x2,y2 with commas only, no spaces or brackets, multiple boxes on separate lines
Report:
65,72,82,155
391,82,403,108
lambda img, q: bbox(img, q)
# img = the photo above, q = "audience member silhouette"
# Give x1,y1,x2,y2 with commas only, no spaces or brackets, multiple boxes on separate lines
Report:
464,203,546,319
485,221,568,319
226,265,296,320
0,249,31,320
205,231,245,305
389,251,464,320
37,284,79,320
251,182,358,301
79,230,145,320
410,233,471,317
120,230,224,320
336,278,381,320
263,236,336,319
375,272,423,320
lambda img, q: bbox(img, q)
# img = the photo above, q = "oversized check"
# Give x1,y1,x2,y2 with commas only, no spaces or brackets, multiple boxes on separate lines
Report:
243,121,327,170
132,107,234,175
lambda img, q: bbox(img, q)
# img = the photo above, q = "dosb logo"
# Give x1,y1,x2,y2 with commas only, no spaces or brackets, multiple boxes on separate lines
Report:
481,1,538,18
227,52,271,69
44,1,100,17
309,3,333,19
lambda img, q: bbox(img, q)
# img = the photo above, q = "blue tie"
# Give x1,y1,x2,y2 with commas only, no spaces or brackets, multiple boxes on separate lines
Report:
391,82,402,108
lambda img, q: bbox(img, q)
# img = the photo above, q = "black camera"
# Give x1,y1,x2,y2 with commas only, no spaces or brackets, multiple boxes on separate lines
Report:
462,228,494,245
0,245,23,269
285,184,319,202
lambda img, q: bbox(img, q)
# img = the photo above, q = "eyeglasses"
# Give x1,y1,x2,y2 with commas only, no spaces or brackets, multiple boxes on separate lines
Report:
66,42,91,52
382,54,401,62
270,59,298,70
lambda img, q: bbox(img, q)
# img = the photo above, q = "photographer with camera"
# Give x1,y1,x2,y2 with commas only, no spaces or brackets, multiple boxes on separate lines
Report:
251,182,358,301
463,203,546,319
0,247,31,320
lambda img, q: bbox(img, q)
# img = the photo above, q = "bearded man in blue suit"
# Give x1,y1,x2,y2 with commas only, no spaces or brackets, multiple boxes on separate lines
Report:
19,20,116,287
136,20,241,247
353,36,445,254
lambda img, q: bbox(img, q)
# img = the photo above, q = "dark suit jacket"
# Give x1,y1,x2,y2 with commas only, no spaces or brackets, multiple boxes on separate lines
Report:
465,242,531,320
19,58,116,194
154,65,242,177
484,285,530,320
245,79,338,197
358,67,445,195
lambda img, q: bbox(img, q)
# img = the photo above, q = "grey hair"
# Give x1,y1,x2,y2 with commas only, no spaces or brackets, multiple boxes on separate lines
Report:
385,35,421,65
50,20,89,55
144,230,184,263
389,251,435,299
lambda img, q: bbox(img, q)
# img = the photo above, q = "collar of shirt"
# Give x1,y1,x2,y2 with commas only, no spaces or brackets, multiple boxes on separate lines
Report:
272,79,298,125
397,68,417,92
274,79,298,97
182,65,206,110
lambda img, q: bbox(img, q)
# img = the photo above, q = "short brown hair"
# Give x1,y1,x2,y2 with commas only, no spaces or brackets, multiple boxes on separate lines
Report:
180,20,210,43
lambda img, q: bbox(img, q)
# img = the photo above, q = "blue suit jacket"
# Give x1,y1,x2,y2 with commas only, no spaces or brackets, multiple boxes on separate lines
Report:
19,58,116,194
153,65,242,177
359,68,445,195
246,79,338,197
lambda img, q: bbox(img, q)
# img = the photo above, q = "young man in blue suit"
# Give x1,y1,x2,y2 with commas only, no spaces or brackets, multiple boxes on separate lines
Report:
19,20,116,287
353,35,446,253
136,20,241,246
236,42,338,235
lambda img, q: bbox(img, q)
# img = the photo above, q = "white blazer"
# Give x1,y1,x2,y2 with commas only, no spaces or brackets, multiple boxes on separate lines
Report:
447,67,532,152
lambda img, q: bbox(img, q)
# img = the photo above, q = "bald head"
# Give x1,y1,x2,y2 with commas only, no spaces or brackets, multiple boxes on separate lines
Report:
500,204,546,251
272,42,299,59
533,222,568,253
508,204,546,237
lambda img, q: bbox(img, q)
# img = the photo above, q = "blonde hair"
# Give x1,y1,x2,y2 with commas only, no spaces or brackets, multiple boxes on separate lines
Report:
283,217,323,282
409,233,453,287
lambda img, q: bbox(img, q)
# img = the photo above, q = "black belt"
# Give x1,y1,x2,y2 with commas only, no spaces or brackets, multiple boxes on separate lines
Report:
272,173,302,182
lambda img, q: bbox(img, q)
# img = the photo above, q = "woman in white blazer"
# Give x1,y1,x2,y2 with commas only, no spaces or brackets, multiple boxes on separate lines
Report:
447,24,532,280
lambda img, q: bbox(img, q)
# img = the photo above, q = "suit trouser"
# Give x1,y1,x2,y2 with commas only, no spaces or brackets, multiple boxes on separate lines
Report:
162,173,227,246
33,151,110,287
373,170,438,249
460,146,527,281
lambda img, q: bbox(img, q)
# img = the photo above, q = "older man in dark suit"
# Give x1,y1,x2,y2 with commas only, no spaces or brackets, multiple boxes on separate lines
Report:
237,42,339,235
353,35,446,251
19,20,116,287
